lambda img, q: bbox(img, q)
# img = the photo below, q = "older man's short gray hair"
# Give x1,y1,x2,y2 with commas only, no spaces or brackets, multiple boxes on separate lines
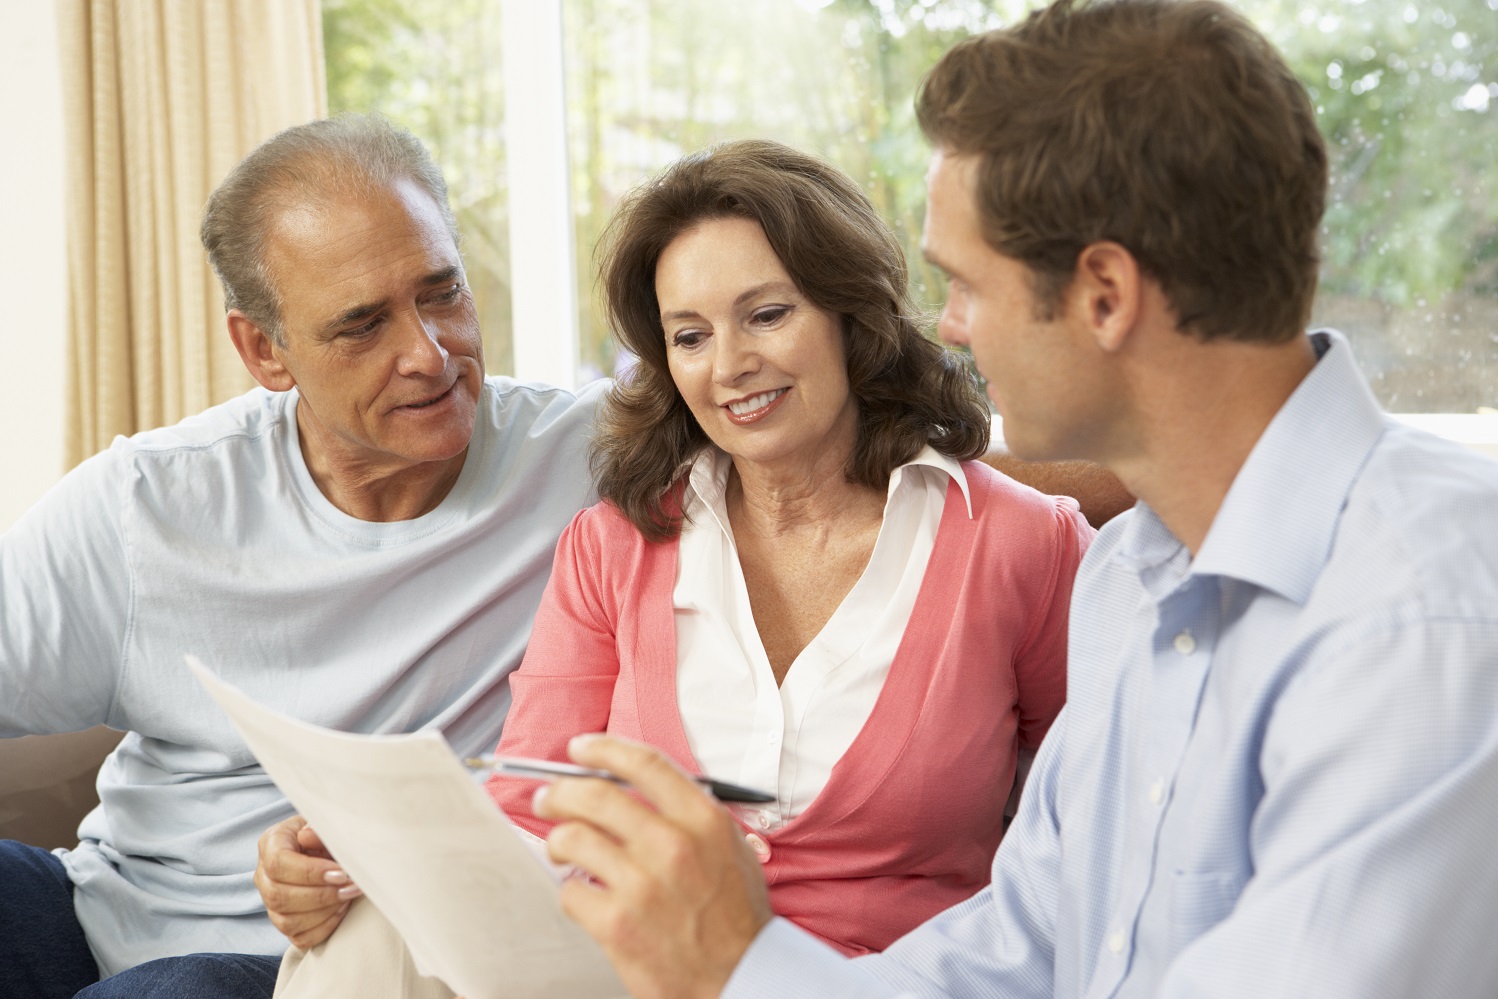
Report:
200,113,459,346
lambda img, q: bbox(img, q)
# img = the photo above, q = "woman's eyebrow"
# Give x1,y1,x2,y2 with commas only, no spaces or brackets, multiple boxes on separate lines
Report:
660,281,798,324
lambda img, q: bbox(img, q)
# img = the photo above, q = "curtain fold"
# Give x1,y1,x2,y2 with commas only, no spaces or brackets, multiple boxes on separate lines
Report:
59,0,326,465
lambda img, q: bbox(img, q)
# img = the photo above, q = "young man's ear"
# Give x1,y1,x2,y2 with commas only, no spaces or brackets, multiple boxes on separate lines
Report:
1072,241,1141,354
227,310,296,392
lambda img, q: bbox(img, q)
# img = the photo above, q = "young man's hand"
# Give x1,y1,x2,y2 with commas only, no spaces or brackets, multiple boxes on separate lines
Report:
535,735,774,999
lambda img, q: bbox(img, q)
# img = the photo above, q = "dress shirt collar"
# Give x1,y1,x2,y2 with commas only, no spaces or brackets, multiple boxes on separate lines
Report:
1116,330,1388,604
681,444,972,522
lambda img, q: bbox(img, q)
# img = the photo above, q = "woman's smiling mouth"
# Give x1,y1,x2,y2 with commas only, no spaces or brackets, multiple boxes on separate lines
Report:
723,387,788,424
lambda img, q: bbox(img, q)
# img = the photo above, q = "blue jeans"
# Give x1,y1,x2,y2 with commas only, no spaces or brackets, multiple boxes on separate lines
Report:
0,840,280,999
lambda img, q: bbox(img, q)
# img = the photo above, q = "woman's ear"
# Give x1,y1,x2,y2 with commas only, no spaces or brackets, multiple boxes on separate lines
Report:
1071,242,1141,354
227,311,296,392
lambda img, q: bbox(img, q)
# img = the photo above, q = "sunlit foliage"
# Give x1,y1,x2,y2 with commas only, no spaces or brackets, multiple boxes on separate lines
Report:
325,0,1497,410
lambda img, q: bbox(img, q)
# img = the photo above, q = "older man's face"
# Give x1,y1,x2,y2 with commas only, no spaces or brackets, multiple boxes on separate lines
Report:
262,178,484,479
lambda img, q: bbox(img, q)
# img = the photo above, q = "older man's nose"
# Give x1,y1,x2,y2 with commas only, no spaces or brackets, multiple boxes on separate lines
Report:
397,314,450,376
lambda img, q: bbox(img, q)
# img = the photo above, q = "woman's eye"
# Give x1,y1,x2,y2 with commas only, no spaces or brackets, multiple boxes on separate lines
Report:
752,306,791,326
671,330,707,349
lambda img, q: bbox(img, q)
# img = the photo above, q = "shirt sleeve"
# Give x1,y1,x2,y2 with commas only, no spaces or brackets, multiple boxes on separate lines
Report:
724,709,1072,999
485,508,622,834
1157,614,1498,998
0,447,131,736
1013,498,1093,750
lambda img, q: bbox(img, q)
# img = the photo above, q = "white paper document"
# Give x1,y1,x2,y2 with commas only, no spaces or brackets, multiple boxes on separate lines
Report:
186,656,627,999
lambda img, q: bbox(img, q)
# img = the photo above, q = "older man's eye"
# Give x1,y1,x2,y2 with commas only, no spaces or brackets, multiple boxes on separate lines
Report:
341,318,381,339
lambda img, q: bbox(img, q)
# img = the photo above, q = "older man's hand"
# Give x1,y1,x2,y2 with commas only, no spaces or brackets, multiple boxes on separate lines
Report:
534,735,773,999
254,814,362,950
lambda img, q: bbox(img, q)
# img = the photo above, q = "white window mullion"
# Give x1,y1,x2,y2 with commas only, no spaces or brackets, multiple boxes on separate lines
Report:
502,0,579,388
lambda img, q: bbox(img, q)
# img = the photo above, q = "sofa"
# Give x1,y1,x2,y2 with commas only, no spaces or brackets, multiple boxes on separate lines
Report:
0,727,122,849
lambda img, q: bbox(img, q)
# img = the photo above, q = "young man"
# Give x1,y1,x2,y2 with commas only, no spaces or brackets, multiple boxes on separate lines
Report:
531,2,1498,997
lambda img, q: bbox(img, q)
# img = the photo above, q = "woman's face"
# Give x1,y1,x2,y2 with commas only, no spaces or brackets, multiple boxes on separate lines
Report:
656,215,857,474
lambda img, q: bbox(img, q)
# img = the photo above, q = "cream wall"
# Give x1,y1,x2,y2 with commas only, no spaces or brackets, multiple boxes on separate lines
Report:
0,0,67,533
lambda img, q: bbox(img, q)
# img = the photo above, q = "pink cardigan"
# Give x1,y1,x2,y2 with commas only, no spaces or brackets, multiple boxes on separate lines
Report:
488,460,1092,955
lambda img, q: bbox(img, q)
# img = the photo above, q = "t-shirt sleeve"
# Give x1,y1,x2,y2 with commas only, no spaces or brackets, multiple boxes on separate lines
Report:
0,446,132,735
1012,497,1093,750
485,507,623,835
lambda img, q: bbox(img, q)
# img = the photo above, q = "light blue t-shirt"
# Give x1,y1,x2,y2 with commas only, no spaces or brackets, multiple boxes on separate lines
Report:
0,376,602,976
726,330,1498,998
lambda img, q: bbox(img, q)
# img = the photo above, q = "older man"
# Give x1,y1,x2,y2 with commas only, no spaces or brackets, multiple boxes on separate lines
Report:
0,116,603,998
531,2,1498,998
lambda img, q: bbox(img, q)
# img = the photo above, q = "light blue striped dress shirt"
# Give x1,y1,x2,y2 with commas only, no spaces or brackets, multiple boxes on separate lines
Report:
724,330,1498,998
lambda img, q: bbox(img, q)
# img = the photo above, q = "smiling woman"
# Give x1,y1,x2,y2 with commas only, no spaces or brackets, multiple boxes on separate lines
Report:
482,138,1094,954
657,217,860,508
592,139,992,539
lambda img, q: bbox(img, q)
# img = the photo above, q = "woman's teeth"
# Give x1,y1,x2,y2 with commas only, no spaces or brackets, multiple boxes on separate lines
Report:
728,389,785,416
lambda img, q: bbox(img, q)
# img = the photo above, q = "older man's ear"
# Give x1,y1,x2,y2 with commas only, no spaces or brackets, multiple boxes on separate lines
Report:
227,310,296,393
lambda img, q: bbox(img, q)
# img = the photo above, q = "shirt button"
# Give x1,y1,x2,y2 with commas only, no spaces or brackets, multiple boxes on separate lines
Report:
756,811,772,829
745,833,771,862
1173,630,1197,655
1149,778,1165,805
767,730,780,744
1107,929,1125,954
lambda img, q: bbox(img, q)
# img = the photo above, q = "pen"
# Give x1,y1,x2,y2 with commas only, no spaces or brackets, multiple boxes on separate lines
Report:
463,754,777,804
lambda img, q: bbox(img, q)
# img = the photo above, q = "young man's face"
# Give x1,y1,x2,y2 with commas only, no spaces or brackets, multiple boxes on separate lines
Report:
922,149,1104,463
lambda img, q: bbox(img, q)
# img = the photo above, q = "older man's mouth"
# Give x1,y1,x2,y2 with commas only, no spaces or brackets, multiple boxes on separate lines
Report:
401,384,456,410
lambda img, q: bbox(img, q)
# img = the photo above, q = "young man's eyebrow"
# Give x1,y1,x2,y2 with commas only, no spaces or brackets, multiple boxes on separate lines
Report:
920,244,950,274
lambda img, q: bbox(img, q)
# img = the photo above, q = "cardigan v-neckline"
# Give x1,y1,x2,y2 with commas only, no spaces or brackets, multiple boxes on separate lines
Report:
633,470,987,840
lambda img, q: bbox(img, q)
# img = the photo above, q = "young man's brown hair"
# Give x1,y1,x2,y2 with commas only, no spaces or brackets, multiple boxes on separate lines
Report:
916,0,1327,342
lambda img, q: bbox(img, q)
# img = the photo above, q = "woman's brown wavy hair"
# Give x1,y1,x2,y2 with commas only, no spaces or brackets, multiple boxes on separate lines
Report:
593,139,990,541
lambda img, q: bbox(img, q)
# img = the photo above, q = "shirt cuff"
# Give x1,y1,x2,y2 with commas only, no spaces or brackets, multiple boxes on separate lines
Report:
723,917,899,999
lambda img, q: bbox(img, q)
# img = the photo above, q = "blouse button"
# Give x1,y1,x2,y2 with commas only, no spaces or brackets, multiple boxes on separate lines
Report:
744,832,771,863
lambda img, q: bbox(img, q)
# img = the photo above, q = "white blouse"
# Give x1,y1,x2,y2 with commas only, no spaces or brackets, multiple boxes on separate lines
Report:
673,446,972,832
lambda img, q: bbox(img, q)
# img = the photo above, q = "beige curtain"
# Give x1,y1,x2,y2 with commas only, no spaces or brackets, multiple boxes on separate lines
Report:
58,0,327,466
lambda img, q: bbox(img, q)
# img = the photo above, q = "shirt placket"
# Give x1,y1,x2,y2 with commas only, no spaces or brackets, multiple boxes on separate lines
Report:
1091,576,1219,999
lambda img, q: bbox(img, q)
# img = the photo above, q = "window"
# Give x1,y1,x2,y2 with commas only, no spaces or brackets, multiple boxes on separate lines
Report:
325,0,1497,416
325,0,515,373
